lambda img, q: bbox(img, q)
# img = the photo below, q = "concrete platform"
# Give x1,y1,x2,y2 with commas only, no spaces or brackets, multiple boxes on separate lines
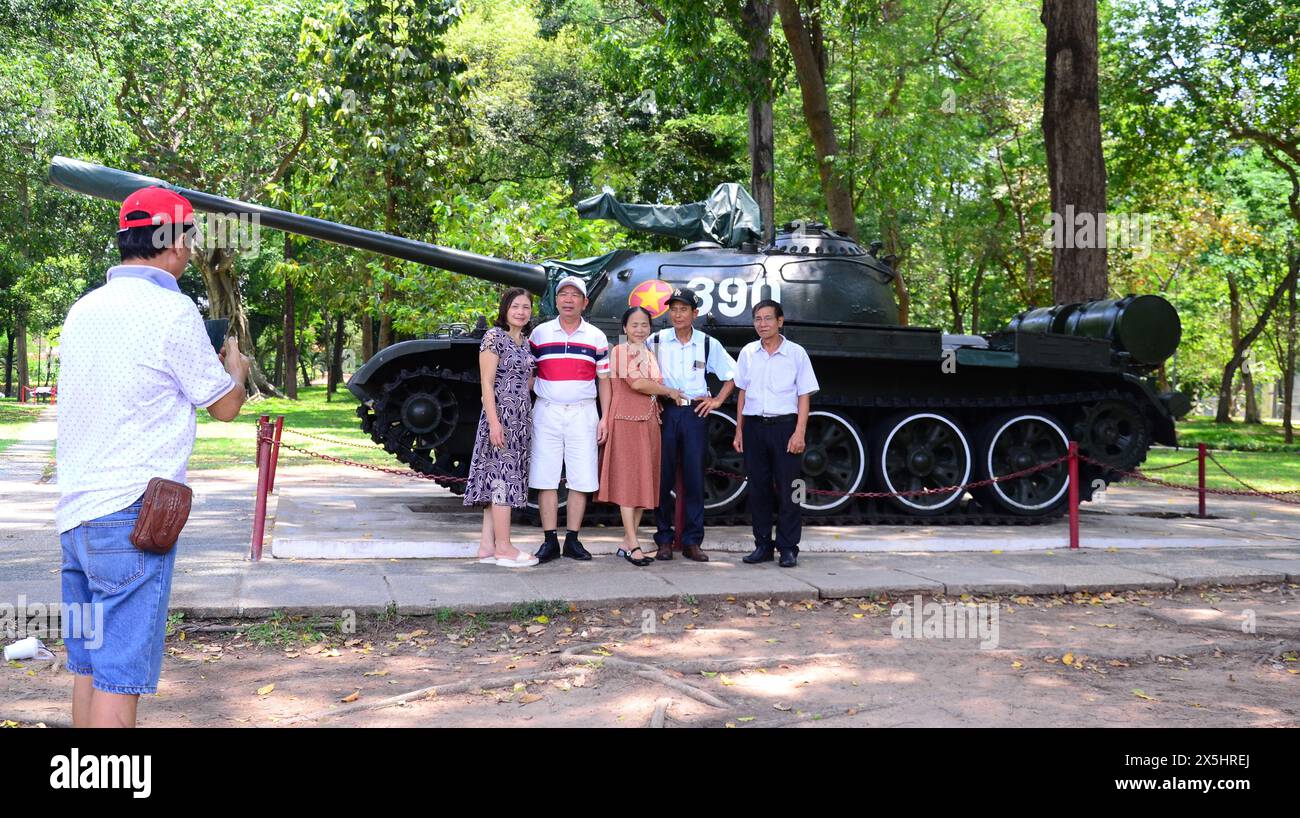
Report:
267,472,1300,559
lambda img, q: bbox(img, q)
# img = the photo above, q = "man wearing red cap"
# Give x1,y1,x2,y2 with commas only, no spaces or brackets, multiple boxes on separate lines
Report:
56,187,250,727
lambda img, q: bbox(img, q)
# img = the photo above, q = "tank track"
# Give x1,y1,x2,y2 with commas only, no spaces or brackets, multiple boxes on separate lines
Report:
365,374,1149,526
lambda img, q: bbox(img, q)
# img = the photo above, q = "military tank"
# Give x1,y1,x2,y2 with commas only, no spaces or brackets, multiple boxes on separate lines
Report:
50,158,1190,524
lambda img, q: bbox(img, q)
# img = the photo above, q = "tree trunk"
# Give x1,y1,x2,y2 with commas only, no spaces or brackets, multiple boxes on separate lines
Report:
1042,0,1107,304
1215,265,1296,423
738,0,776,244
193,246,283,399
361,311,375,363
15,312,27,397
330,313,345,398
970,261,986,334
1284,247,1297,443
883,212,910,325
282,235,298,400
777,0,857,238
4,317,13,397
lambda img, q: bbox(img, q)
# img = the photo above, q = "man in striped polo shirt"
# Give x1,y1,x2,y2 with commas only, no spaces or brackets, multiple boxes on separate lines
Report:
529,276,611,562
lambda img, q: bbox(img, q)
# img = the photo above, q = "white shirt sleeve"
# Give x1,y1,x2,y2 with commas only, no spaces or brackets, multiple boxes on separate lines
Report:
795,345,820,397
166,307,236,408
707,336,737,382
733,345,751,391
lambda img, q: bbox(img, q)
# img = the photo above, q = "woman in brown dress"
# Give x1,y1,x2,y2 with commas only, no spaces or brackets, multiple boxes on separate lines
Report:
597,307,684,566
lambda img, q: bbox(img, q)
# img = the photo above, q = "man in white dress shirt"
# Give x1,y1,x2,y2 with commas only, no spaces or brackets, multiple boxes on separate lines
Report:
650,287,737,561
732,299,819,567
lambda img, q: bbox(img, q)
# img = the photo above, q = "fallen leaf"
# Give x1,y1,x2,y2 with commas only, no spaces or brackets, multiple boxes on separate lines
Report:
773,703,791,712
257,684,275,696
1011,661,1023,669
1132,689,1158,701
341,690,360,703
700,671,718,678
363,670,388,677
1062,652,1074,665
525,625,546,636
719,674,736,686
534,615,549,624
519,693,543,704
852,613,864,619
737,716,755,722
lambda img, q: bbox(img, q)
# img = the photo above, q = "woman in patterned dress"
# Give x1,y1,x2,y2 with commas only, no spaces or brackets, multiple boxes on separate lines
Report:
596,306,685,566
463,288,538,568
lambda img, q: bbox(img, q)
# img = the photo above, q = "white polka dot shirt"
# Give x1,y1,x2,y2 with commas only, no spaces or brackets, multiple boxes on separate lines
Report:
55,270,235,532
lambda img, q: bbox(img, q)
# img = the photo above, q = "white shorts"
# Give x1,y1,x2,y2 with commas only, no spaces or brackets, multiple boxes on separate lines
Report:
529,398,600,493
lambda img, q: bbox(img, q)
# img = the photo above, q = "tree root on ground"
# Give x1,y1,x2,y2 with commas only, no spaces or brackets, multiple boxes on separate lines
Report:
285,667,586,724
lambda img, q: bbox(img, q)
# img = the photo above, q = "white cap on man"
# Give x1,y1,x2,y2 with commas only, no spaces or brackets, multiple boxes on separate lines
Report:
555,275,587,298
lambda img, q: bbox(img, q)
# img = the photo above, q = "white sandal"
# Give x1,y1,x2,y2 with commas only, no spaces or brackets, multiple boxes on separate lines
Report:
494,549,539,568
477,556,498,565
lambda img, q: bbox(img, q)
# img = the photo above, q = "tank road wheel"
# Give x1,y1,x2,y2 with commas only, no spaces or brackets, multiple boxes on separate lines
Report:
974,413,1071,516
372,367,461,475
798,410,866,515
874,412,971,515
1073,398,1150,472
703,411,747,512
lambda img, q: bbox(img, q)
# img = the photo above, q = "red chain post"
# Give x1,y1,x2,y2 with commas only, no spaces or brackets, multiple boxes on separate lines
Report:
1197,443,1207,518
267,415,285,494
1068,440,1080,550
250,415,271,561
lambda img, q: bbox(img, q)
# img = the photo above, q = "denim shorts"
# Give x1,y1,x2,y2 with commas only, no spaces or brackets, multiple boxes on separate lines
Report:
60,499,177,695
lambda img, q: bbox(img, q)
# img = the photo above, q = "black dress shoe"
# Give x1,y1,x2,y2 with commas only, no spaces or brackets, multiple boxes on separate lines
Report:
535,539,561,564
778,550,798,568
562,535,592,561
743,546,775,564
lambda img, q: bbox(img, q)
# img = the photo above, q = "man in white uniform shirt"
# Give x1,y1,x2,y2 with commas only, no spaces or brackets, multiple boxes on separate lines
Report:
651,287,736,561
57,187,250,727
528,276,612,562
732,299,819,567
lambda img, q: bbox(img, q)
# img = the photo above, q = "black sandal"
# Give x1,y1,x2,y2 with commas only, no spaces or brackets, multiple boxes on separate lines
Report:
617,547,654,567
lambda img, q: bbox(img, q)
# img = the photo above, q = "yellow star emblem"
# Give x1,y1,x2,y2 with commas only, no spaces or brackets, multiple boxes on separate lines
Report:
628,279,674,318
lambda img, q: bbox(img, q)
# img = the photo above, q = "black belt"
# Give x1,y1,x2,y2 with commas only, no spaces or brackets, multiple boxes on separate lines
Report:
747,414,797,424
660,397,703,409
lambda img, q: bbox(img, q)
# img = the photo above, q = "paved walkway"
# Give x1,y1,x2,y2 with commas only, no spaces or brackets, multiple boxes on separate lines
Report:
3,447,1298,617
0,406,55,484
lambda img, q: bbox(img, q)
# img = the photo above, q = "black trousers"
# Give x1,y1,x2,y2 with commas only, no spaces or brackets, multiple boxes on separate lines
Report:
742,416,803,554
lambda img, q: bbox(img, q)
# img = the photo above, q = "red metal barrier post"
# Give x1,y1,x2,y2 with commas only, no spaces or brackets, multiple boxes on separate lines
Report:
1197,443,1207,518
1068,440,1080,550
249,415,271,561
267,415,285,494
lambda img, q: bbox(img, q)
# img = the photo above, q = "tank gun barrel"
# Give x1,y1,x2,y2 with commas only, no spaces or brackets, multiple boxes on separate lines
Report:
47,156,550,293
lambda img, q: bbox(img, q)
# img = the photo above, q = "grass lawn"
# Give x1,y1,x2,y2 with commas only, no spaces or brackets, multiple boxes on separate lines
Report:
191,385,396,470
1142,448,1300,493
1173,416,1300,452
1137,416,1300,492
0,399,46,455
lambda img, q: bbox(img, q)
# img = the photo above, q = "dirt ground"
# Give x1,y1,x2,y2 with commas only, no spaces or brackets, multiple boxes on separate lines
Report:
2,584,1297,728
